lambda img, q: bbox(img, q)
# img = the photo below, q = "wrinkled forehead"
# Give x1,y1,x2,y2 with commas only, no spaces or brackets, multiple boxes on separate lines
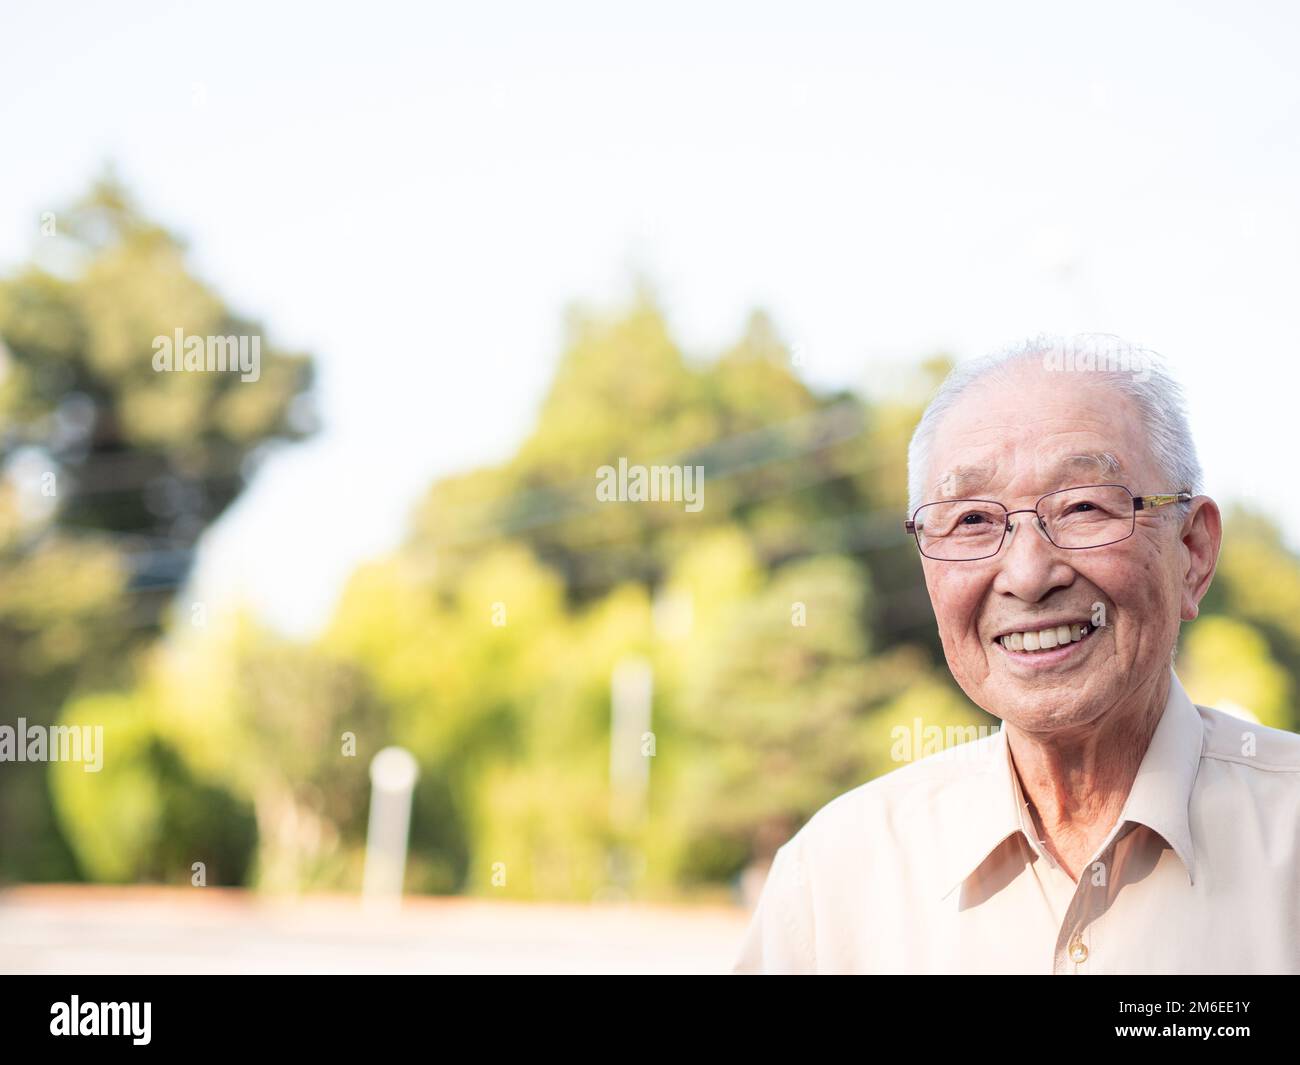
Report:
925,368,1156,501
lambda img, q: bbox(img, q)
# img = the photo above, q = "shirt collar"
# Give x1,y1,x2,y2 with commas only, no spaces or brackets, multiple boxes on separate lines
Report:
938,668,1205,900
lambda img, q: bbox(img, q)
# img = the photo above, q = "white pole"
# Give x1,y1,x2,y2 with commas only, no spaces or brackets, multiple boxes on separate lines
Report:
362,746,419,912
610,656,652,827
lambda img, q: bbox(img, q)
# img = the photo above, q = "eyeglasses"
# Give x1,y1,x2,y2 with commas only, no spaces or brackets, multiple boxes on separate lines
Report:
904,484,1192,561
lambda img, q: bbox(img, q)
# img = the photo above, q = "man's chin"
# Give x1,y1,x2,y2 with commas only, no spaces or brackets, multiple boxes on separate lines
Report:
983,678,1118,735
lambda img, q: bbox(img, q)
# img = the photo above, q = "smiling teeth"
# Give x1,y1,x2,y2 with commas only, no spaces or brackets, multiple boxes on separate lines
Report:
1000,623,1090,652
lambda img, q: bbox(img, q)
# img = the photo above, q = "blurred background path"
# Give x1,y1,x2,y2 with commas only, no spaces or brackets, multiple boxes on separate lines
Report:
0,886,751,975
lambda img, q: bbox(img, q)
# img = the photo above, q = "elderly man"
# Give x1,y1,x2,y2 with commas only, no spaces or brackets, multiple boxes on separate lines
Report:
733,336,1300,974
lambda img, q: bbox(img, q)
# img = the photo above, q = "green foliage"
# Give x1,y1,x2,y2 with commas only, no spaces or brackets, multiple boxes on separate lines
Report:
157,621,392,893
0,173,316,881
1197,507,1300,731
1177,615,1294,730
407,289,883,606
321,290,978,900
49,691,256,885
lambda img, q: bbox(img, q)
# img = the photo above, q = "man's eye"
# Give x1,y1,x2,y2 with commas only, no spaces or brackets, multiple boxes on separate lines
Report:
959,512,993,525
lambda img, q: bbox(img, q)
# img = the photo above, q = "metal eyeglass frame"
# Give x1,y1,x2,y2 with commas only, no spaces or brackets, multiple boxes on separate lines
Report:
903,484,1193,561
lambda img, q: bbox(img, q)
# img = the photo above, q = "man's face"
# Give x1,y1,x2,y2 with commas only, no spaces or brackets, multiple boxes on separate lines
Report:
919,365,1207,736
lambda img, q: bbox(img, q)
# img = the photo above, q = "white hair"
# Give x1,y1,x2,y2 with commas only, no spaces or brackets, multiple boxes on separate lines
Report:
906,333,1203,516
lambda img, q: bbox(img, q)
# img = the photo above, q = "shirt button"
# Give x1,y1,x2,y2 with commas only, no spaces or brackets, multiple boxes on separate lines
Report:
1069,937,1089,963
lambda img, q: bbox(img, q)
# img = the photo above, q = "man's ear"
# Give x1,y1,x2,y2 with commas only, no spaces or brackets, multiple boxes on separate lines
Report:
1179,496,1222,622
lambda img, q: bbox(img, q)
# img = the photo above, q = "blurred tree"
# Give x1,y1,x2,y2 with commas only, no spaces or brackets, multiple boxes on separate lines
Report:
0,172,316,881
324,544,572,893
324,289,979,900
659,551,975,889
216,629,390,893
1198,507,1300,731
1178,615,1293,730
49,690,257,885
406,285,890,605
51,620,391,893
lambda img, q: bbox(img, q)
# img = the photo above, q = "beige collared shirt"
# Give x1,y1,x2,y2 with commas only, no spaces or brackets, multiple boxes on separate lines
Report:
733,669,1300,974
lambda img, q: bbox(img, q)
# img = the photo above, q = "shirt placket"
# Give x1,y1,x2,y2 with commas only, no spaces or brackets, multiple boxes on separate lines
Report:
1050,823,1134,974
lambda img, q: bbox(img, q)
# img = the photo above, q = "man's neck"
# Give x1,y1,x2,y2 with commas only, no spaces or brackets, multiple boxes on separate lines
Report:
1004,670,1171,882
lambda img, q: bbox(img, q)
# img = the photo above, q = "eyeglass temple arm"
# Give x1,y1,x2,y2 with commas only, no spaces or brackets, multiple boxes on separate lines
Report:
1133,491,1193,511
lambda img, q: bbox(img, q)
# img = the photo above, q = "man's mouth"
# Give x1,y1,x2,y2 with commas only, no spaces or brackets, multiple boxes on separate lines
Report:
994,622,1093,653
991,620,1099,669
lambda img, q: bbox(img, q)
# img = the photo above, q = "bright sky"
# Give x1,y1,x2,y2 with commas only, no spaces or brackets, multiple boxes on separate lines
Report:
2,1,1297,635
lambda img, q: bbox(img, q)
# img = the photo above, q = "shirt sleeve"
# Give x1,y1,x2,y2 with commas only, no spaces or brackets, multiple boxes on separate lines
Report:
731,838,817,974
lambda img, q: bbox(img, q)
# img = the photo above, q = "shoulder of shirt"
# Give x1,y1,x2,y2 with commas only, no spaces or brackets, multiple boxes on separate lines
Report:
1193,702,1300,773
776,729,1004,860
